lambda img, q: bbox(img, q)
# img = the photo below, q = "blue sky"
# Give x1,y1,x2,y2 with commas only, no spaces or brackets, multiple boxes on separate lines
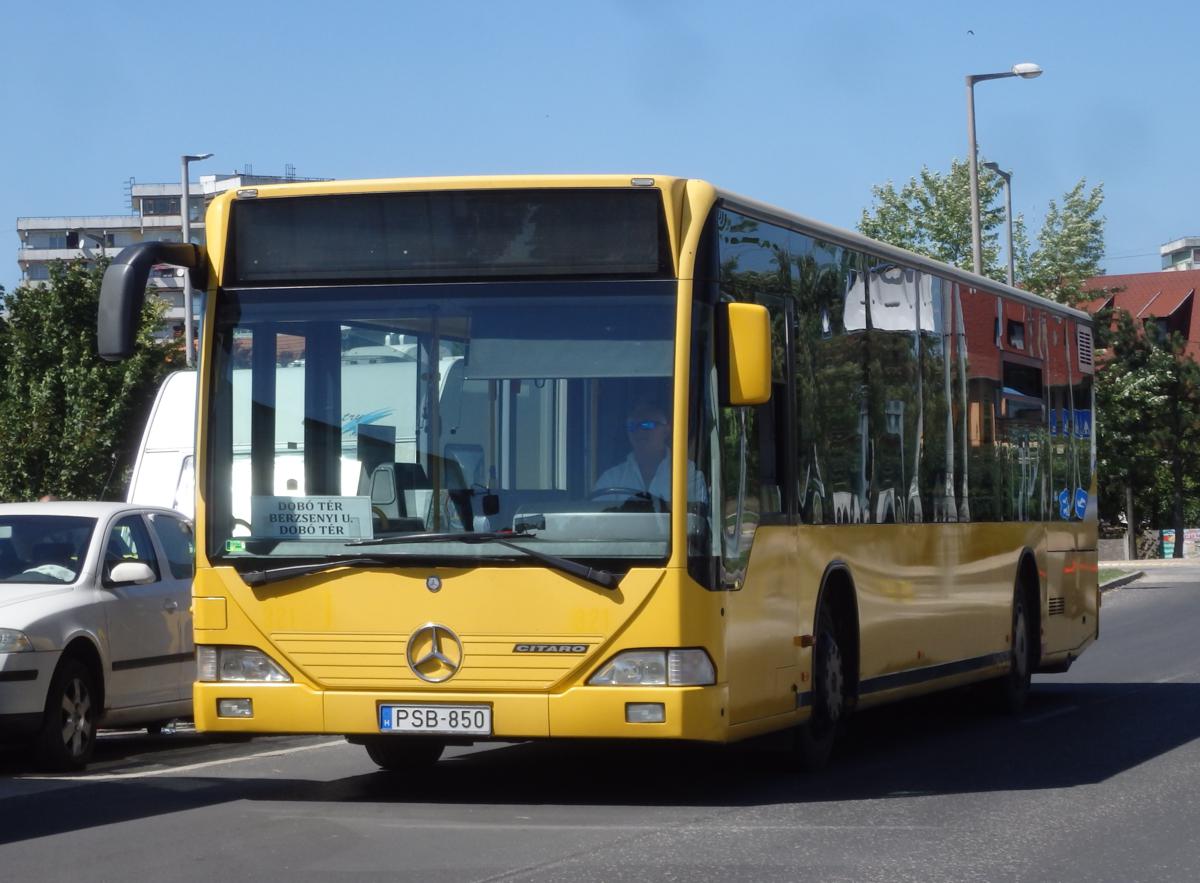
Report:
1,0,1190,294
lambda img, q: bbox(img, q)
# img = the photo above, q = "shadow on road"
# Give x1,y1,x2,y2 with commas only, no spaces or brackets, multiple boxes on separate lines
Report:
2,679,1198,844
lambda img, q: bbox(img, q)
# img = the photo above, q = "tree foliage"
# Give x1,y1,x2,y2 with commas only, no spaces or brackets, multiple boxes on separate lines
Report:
0,260,177,501
1094,307,1200,553
858,158,1105,307
1015,179,1106,305
858,158,1013,277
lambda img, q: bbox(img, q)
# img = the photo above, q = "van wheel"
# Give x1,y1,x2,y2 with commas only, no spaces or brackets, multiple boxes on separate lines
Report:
795,605,846,770
996,584,1034,713
363,737,444,771
34,658,99,771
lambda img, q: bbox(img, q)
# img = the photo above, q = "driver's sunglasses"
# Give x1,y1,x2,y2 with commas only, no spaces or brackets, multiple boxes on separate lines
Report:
626,419,666,433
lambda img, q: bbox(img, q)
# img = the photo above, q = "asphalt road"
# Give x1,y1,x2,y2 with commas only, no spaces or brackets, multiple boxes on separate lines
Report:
3,565,1199,882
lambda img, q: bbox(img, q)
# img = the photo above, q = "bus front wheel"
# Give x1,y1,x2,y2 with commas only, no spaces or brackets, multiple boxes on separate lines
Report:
363,737,444,772
794,605,846,770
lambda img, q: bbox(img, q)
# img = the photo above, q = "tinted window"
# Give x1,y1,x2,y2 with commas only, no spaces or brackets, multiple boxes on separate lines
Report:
149,514,195,579
865,262,922,523
792,233,866,524
918,277,951,521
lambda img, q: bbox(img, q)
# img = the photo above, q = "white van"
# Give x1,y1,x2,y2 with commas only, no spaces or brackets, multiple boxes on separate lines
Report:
127,358,467,526
126,370,197,518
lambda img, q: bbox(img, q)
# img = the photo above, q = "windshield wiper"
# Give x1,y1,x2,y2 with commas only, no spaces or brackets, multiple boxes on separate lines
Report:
347,531,621,590
241,556,403,587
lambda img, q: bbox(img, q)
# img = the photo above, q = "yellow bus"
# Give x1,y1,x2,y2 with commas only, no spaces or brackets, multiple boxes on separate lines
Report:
98,175,1098,769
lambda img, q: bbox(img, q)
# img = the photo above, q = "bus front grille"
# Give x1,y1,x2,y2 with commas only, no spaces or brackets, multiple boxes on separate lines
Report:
272,632,604,691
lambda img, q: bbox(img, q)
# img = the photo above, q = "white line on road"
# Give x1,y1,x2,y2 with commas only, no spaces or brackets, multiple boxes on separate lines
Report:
21,737,346,781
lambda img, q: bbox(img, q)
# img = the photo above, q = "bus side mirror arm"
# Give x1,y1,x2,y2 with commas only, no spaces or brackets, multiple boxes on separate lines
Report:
98,241,207,361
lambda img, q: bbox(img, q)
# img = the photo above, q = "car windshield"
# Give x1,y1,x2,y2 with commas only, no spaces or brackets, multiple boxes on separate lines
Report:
207,280,694,565
0,516,96,585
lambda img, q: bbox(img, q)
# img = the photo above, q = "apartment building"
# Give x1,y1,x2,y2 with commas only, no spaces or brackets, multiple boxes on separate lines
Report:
15,169,329,336
1161,236,1200,272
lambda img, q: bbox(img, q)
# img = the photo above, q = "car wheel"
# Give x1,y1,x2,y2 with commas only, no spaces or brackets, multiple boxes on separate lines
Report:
794,605,846,770
363,737,444,771
34,657,99,771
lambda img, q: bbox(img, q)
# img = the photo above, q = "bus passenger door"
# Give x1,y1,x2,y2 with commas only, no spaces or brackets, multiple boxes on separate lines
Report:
722,296,798,725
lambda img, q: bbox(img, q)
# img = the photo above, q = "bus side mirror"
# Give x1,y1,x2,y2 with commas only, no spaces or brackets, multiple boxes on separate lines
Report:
718,302,772,406
98,242,207,361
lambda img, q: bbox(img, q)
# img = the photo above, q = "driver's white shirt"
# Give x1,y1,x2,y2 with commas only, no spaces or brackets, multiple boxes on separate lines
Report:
594,453,708,504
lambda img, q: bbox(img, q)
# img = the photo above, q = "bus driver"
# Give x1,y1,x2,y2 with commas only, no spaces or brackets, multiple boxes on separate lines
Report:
593,399,707,506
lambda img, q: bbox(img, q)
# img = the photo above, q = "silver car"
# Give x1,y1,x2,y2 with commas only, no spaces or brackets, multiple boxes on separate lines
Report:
0,502,194,770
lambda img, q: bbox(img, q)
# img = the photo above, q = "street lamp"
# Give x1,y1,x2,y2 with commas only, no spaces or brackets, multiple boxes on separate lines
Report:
966,63,1041,276
982,161,1014,287
180,152,213,368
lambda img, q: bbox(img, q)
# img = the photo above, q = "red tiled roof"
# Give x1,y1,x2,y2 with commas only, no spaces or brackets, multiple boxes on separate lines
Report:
1083,269,1200,358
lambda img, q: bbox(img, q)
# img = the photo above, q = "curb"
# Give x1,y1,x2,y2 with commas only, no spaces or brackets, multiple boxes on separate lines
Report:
1100,571,1144,592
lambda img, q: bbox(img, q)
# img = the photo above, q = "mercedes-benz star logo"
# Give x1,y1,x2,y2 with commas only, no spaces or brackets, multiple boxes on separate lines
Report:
406,623,464,683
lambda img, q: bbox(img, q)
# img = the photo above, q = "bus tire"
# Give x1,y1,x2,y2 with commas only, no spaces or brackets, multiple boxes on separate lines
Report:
794,605,846,770
995,580,1034,713
34,657,99,771
363,737,444,771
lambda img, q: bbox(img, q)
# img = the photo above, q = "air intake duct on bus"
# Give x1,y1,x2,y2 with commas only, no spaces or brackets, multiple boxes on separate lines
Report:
98,241,207,361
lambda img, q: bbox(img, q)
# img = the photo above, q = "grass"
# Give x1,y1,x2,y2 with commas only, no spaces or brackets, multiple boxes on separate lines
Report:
1098,568,1131,585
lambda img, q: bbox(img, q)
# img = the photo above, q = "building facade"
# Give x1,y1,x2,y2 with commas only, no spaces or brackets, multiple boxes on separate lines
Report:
15,170,328,337
1161,236,1200,272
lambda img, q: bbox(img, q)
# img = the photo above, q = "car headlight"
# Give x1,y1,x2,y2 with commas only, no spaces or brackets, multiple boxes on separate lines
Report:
197,646,291,682
588,649,715,686
0,629,33,653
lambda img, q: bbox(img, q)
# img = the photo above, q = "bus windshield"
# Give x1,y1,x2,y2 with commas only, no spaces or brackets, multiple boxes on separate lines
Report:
207,279,687,565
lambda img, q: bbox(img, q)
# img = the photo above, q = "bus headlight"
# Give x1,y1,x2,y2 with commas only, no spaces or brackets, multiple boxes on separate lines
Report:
197,646,292,682
588,649,715,686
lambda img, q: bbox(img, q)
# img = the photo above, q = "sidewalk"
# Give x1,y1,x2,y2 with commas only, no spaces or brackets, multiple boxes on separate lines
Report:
1097,556,1199,592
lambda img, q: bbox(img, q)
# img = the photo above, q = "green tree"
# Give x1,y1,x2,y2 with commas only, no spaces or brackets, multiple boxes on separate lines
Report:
858,158,1008,279
1014,179,1106,305
858,159,1105,307
0,260,177,501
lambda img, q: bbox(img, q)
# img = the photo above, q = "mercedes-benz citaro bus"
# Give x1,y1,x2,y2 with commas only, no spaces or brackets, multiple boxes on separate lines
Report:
98,175,1098,771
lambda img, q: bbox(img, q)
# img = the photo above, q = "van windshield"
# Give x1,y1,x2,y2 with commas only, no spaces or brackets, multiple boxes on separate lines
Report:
207,280,692,565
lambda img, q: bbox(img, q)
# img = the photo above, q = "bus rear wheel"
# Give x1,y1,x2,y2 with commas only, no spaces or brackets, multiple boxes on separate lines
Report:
995,583,1034,713
794,605,846,770
363,737,444,772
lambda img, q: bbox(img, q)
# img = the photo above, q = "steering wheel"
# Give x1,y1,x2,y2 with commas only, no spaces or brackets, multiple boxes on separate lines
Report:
588,487,669,512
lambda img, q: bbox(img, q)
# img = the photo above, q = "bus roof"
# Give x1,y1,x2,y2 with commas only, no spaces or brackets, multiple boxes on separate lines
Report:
714,186,1093,324
204,173,1090,324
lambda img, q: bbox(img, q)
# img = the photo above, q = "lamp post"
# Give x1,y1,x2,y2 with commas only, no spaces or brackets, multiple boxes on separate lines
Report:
982,161,1014,287
180,152,213,368
966,63,1041,276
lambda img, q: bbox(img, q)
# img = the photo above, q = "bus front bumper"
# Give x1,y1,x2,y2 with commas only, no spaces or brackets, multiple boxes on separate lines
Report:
193,681,730,743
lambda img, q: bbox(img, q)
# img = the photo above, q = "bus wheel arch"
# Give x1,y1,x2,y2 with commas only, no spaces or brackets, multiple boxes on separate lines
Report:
1017,549,1042,671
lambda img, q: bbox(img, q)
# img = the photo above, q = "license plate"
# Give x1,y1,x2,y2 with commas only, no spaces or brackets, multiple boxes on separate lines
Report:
378,703,492,735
